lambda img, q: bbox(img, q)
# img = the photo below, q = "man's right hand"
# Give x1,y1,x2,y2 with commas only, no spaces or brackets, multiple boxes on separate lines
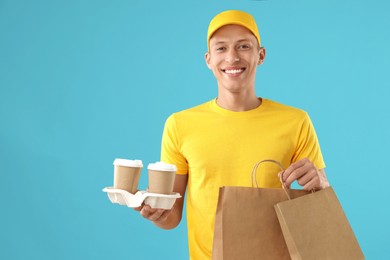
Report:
132,174,188,230
133,204,172,224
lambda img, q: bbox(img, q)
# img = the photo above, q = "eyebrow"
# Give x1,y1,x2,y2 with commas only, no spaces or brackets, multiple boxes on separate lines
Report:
212,39,252,46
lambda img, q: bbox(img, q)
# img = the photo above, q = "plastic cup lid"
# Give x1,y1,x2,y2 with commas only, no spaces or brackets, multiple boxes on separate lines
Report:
113,158,143,167
147,161,177,172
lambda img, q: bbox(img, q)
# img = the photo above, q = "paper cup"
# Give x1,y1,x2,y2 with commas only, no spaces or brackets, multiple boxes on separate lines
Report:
113,159,143,194
147,162,177,194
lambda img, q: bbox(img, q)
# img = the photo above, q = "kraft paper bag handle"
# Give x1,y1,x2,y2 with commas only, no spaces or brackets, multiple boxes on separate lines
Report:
251,159,284,187
251,159,295,200
251,159,292,198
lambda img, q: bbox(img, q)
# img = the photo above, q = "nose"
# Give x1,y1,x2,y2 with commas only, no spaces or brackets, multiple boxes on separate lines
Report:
225,48,240,63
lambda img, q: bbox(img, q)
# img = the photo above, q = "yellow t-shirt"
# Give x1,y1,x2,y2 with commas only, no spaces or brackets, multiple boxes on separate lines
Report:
160,98,325,260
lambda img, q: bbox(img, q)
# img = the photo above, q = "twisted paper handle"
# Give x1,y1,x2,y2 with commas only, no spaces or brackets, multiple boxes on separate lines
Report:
251,159,291,200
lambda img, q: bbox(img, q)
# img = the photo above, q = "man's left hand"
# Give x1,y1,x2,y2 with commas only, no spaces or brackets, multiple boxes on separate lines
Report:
281,158,329,191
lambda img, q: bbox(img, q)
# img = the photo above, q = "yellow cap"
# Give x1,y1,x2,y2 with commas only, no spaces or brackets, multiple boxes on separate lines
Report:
207,10,261,50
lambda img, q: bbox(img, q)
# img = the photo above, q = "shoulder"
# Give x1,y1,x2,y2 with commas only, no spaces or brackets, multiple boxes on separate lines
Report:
263,98,306,113
167,100,213,121
263,98,308,118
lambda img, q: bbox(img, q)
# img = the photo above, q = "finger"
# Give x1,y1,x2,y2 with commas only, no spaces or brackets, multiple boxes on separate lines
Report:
303,177,320,191
140,204,156,219
296,168,316,187
277,171,284,180
154,209,172,223
140,204,169,222
285,165,310,187
285,160,314,187
132,205,143,212
148,209,166,222
304,172,321,191
278,171,290,188
283,159,307,181
278,171,284,184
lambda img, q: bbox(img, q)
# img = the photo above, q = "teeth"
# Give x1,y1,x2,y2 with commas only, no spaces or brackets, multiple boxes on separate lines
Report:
225,69,243,74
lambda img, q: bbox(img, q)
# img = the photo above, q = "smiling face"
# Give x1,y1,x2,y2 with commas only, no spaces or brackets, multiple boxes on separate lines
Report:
205,24,265,94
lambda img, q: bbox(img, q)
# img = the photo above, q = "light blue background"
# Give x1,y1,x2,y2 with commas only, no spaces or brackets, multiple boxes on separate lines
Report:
1,0,389,259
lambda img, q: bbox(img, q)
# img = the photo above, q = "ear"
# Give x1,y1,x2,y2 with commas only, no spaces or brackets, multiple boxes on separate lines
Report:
257,47,266,65
205,51,212,69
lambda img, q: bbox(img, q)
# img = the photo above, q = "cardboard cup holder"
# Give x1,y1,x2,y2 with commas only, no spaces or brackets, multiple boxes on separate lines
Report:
103,187,181,210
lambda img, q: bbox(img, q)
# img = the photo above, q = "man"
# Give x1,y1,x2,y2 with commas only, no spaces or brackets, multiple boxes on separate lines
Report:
136,10,329,259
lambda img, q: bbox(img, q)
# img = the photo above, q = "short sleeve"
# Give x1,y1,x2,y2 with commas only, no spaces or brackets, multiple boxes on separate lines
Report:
292,113,326,170
160,114,188,174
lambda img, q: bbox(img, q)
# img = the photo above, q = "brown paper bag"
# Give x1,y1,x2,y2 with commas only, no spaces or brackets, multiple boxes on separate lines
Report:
212,160,309,260
274,186,365,259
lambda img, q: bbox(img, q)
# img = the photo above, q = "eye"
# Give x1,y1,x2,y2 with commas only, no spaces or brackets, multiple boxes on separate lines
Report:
238,44,250,50
216,46,226,52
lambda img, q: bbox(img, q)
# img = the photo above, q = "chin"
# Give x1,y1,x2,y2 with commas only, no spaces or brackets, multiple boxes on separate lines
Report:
226,81,247,89
223,85,246,93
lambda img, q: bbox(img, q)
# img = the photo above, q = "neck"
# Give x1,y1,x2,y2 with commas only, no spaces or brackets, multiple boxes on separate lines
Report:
216,91,261,112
